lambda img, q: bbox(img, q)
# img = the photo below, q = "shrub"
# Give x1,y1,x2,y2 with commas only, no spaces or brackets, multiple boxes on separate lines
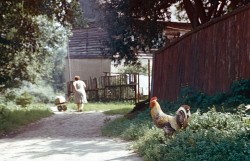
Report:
5,91,17,102
102,79,250,161
15,92,33,107
19,81,56,103
177,80,250,112
0,104,11,128
131,109,250,161
133,128,166,161
230,79,250,97
4,81,57,104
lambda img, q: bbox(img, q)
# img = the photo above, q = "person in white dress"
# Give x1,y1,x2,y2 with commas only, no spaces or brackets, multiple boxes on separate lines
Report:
73,75,88,112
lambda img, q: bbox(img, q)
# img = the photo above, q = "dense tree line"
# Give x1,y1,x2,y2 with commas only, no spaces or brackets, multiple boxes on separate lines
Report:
1,0,249,90
0,0,84,90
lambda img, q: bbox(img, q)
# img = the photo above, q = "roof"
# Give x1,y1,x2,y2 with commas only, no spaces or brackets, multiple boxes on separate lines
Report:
68,22,192,59
163,22,192,40
68,27,110,59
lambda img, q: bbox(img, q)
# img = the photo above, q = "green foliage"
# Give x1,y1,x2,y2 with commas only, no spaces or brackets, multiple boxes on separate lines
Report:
104,108,250,161
102,83,250,161
189,109,244,131
0,104,10,124
15,92,33,107
151,111,250,161
119,64,148,75
65,101,134,114
4,81,57,104
133,128,166,161
102,117,131,137
18,81,56,103
230,79,250,97
121,121,152,140
103,108,133,115
102,108,152,138
0,0,84,89
0,103,53,136
5,91,17,102
96,0,250,64
97,0,168,65
177,80,250,112
70,0,87,29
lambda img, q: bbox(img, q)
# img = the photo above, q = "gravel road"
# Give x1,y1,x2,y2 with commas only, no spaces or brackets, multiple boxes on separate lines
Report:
0,108,143,161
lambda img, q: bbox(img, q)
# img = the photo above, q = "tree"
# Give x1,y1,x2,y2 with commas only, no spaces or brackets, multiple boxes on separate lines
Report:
119,64,148,75
33,15,70,91
0,0,83,89
97,0,249,64
98,0,173,65
181,0,250,28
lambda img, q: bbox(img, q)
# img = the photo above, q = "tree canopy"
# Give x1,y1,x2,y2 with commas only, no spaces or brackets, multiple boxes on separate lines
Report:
97,0,249,65
0,0,83,89
181,0,250,28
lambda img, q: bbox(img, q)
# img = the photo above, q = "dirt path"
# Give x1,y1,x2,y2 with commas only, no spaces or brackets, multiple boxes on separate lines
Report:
0,107,143,161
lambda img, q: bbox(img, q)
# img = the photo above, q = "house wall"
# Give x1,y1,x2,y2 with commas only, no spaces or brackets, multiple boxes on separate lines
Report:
65,58,111,82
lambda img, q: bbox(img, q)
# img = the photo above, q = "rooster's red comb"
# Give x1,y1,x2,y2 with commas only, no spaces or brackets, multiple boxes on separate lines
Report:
150,97,157,102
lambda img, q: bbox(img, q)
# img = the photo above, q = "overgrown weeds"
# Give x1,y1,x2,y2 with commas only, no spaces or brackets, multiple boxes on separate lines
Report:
102,107,250,161
102,79,250,161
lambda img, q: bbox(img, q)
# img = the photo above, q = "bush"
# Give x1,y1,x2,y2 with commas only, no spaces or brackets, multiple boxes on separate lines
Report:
155,110,250,161
4,81,57,104
177,80,250,112
103,106,250,161
102,79,250,161
5,91,17,102
139,110,249,161
230,79,250,97
0,104,11,129
133,128,166,161
18,81,57,103
15,92,33,107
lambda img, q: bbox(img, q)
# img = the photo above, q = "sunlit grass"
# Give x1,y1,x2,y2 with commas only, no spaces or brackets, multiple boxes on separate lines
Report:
66,102,135,115
0,101,135,137
0,103,53,136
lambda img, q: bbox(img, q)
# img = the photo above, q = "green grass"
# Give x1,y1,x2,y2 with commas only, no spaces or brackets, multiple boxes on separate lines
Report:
102,107,250,161
66,102,134,115
0,101,134,137
0,103,53,136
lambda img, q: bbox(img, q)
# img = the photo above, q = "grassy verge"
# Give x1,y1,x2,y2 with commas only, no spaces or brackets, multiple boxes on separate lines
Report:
66,102,134,115
0,101,134,137
102,106,250,161
101,80,250,160
0,103,53,136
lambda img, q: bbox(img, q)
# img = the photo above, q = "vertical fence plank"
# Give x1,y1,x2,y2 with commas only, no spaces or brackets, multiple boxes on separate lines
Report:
152,6,250,101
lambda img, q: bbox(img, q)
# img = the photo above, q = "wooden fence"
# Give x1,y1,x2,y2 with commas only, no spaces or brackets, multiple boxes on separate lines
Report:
152,5,250,101
67,73,140,103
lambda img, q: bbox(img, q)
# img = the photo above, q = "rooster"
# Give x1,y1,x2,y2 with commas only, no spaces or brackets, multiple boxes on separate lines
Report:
149,96,191,136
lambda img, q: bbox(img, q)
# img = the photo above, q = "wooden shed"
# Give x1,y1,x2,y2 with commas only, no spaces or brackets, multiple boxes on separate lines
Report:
65,26,111,82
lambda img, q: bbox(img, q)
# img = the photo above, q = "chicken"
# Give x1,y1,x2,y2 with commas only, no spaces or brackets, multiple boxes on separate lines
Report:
149,96,191,136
